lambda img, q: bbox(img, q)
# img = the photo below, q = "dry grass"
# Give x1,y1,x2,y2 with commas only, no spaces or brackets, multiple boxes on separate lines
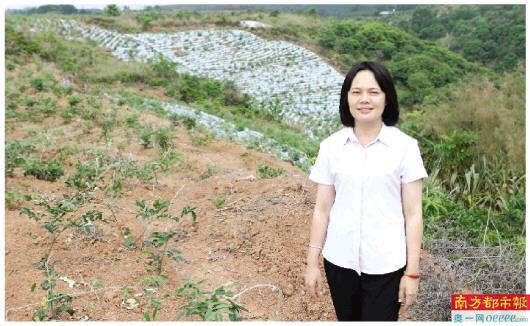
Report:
423,65,525,172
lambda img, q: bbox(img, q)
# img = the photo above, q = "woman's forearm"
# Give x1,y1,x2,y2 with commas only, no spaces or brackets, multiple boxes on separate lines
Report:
401,179,424,275
404,213,423,274
306,211,330,267
307,184,335,267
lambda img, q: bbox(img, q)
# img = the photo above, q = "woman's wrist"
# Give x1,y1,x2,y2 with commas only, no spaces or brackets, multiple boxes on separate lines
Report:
308,244,323,250
403,273,420,279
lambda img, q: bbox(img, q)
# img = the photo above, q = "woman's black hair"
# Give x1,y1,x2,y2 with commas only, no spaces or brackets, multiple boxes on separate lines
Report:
339,61,399,127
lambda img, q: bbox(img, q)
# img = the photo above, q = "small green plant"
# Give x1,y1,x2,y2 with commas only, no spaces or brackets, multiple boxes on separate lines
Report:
142,231,184,276
30,77,46,91
7,61,16,71
154,128,173,151
23,159,64,181
121,227,137,251
60,107,78,123
67,95,82,107
105,178,124,197
176,279,248,321
65,161,102,191
21,197,107,321
59,145,79,161
136,199,176,220
24,97,37,108
257,163,284,179
190,130,214,147
6,190,24,210
156,150,182,172
140,128,154,148
80,105,100,121
39,98,57,116
143,298,162,321
71,210,105,234
144,275,168,288
169,113,196,130
180,206,197,223
211,194,228,209
20,198,106,235
31,268,75,321
6,139,35,177
200,163,217,180
64,85,74,95
100,114,116,140
125,114,141,129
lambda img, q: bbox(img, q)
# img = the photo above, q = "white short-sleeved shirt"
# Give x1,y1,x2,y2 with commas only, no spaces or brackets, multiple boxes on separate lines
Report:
309,124,428,275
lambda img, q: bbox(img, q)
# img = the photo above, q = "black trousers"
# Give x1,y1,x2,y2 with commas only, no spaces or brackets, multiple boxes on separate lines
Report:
323,258,405,321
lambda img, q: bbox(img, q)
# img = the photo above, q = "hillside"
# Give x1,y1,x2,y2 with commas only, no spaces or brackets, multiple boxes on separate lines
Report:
5,58,494,322
381,5,525,73
5,8,525,321
30,17,343,140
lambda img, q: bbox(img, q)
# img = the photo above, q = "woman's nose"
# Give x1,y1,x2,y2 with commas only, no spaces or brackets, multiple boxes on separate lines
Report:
360,93,370,103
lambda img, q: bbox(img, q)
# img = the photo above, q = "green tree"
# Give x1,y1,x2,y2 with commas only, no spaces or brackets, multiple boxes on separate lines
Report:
137,14,154,31
410,6,436,33
104,4,120,17
307,8,317,16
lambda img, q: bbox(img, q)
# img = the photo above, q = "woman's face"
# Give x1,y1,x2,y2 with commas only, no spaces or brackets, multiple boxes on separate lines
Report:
348,70,386,125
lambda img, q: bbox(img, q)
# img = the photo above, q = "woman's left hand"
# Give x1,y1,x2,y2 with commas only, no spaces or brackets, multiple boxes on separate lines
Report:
398,276,419,318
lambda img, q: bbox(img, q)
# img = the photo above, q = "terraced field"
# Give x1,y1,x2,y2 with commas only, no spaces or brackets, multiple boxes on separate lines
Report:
33,18,344,140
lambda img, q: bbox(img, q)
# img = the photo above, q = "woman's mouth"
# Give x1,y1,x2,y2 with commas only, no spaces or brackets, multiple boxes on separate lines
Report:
358,107,373,113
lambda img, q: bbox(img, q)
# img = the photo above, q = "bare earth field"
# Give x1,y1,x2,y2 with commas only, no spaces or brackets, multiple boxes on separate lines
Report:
5,62,459,322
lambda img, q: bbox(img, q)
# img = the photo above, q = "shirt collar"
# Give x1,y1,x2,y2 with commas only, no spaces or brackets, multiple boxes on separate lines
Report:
342,124,392,147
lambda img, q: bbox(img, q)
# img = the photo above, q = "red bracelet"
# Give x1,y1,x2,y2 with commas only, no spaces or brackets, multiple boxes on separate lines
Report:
404,274,420,279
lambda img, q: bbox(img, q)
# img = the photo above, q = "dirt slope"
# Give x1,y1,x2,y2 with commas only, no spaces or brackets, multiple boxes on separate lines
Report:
4,77,335,320
5,62,453,322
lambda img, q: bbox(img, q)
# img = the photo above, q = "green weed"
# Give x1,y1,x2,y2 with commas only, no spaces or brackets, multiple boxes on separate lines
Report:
211,194,228,209
67,95,82,107
200,163,217,180
140,128,154,148
30,77,46,91
176,279,248,321
169,113,196,130
6,139,36,177
31,268,75,321
23,159,64,181
180,206,198,223
143,299,162,321
257,163,284,179
21,196,108,320
190,130,214,147
125,113,141,129
142,231,184,275
65,161,102,191
136,199,176,220
6,190,24,210
154,127,173,150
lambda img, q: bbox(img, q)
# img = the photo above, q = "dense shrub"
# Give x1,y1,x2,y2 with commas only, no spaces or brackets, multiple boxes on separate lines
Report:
397,5,524,72
317,21,483,105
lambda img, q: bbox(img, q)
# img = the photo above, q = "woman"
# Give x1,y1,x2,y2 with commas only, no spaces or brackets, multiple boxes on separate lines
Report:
304,61,427,321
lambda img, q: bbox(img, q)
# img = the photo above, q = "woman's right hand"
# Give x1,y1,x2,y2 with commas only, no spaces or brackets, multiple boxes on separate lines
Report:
305,263,323,298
